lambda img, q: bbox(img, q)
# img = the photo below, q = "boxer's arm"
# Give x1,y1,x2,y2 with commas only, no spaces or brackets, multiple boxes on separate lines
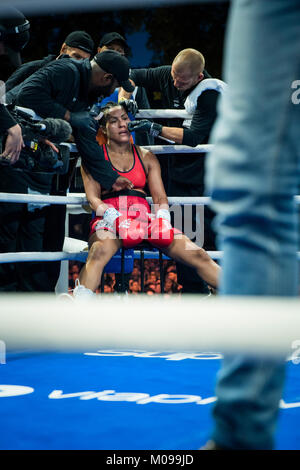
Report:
80,165,107,216
143,149,169,215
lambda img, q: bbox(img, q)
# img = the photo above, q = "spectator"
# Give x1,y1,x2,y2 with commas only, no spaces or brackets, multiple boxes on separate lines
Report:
103,284,113,293
154,280,161,294
145,286,156,295
165,268,178,283
145,282,156,292
97,32,129,56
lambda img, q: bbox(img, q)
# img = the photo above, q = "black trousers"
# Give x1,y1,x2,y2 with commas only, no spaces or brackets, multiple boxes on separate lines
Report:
0,167,52,292
0,201,50,291
168,179,216,294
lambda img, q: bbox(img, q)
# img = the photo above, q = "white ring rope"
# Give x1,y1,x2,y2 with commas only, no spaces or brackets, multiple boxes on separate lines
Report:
1,0,219,15
0,294,299,357
1,192,299,207
0,249,222,264
137,109,193,119
39,142,213,156
1,249,299,264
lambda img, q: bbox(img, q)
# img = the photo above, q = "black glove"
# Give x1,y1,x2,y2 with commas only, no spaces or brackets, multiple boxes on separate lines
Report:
118,98,138,117
69,111,98,133
128,119,162,137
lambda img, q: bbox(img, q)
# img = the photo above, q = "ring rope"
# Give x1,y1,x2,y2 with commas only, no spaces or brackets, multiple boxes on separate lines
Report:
0,250,225,264
1,294,299,357
136,109,193,119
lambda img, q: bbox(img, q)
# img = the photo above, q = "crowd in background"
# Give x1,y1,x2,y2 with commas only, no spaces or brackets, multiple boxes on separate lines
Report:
68,258,183,295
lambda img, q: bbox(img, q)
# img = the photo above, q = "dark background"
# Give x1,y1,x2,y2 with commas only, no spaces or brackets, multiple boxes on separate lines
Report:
12,2,229,77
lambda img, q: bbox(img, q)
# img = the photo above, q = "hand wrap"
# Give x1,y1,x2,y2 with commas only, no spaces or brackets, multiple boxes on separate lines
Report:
128,119,162,137
147,209,174,248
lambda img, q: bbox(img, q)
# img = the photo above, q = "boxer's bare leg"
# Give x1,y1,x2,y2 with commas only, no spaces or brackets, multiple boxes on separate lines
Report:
78,231,121,293
160,234,220,289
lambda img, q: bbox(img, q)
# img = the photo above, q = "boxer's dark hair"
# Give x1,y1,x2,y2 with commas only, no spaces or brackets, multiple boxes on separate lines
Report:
99,101,128,127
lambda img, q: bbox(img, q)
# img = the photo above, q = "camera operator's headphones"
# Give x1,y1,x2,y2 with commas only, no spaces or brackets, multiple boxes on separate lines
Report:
0,7,30,52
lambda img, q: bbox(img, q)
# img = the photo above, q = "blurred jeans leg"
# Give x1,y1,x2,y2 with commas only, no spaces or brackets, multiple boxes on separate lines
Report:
205,0,300,449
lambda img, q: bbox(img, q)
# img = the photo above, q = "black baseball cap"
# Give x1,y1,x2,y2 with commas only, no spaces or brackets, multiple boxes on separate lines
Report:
99,32,128,52
0,8,30,50
64,31,94,54
0,7,30,66
94,50,134,93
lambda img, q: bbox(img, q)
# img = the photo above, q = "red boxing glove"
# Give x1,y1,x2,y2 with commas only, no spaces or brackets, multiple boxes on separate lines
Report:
115,215,147,248
147,217,174,248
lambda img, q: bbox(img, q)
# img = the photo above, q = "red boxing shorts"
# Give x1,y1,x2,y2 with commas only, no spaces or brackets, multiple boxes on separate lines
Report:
90,193,151,237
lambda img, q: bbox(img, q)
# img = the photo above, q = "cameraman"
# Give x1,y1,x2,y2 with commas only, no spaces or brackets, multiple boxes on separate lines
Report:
0,7,52,291
0,50,134,292
0,104,24,163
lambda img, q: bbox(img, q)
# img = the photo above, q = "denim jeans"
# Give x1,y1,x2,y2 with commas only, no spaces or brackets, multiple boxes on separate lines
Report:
205,0,300,449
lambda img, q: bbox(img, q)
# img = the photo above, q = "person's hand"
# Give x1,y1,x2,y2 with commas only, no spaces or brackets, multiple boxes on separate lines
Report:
0,124,24,165
118,98,138,117
69,111,98,133
112,176,134,192
101,207,146,248
128,119,162,137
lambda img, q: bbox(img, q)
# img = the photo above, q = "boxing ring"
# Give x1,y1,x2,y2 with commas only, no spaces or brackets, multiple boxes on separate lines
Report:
1,109,300,450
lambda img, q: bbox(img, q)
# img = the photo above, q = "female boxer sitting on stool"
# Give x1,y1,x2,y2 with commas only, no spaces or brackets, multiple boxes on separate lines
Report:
73,101,220,298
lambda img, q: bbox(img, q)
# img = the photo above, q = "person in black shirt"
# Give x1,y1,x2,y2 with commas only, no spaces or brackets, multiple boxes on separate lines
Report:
120,48,226,294
0,6,30,81
0,50,134,292
5,30,94,93
0,104,24,163
96,31,154,148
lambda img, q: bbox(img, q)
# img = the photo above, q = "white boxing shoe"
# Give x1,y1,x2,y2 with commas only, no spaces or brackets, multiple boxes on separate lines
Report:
57,292,74,302
73,279,96,300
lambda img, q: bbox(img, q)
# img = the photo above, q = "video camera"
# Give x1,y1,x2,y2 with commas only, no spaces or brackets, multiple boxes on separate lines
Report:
0,106,72,174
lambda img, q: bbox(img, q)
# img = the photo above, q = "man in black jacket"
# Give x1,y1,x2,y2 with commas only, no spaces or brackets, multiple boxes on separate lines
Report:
0,50,134,292
0,7,29,162
14,51,134,189
96,31,154,148
0,104,24,163
5,30,94,92
121,48,226,294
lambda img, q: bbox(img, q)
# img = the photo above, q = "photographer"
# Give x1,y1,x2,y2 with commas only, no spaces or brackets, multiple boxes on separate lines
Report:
0,50,134,292
0,104,24,163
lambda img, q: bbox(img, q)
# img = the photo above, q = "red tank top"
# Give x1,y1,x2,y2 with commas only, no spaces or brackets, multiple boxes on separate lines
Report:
102,144,147,190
